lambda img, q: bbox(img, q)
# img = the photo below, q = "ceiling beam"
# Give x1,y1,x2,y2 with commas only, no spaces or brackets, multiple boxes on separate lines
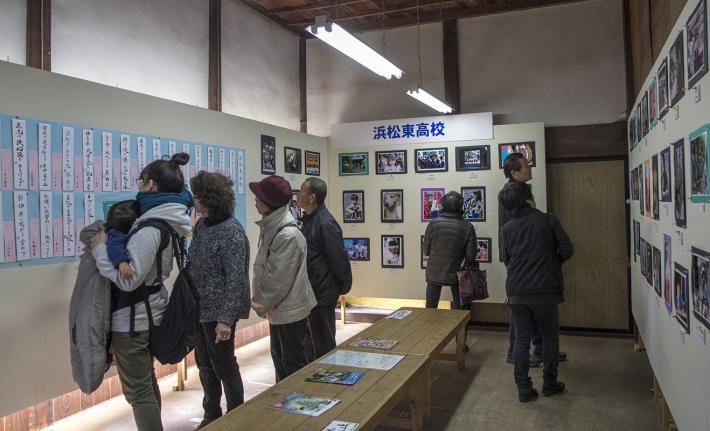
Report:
268,0,366,15
288,0,459,27
234,0,311,38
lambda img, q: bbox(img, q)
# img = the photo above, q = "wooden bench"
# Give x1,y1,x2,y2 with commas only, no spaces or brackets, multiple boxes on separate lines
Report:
205,350,429,431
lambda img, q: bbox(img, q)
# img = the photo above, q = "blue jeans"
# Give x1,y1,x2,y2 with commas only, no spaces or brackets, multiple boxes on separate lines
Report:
425,282,461,309
510,304,560,393
508,318,543,359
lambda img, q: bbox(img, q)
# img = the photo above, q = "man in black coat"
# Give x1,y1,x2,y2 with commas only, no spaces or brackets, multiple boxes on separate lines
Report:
499,181,574,402
298,177,352,362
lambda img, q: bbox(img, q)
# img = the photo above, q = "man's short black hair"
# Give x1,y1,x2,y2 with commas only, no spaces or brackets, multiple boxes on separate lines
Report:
498,181,530,216
442,191,464,214
305,177,327,205
503,153,527,179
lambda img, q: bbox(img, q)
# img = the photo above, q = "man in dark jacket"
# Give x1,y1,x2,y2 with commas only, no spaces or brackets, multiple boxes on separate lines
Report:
499,181,574,402
423,191,477,309
298,177,352,362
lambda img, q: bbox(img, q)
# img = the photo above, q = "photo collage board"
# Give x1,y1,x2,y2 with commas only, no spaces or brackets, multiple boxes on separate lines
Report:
0,113,247,269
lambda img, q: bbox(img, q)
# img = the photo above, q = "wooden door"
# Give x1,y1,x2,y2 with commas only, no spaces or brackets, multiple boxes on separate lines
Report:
547,159,629,330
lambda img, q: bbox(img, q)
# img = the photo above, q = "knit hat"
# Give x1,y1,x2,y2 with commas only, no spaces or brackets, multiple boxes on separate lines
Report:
249,175,292,209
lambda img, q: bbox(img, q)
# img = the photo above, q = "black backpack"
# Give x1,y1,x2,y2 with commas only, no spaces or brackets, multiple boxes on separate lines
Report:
111,218,200,365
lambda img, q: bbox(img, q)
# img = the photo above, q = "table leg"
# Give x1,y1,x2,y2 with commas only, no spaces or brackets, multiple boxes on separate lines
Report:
455,325,466,370
424,366,431,420
410,371,425,431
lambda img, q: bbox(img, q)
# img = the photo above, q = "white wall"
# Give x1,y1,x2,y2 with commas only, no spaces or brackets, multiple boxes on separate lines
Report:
629,1,710,430
0,0,26,65
459,0,626,127
307,23,445,137
0,61,328,416
221,0,300,131
52,0,209,108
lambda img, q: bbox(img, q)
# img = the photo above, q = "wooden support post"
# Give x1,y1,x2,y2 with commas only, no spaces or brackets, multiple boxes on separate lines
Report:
299,38,307,133
442,19,460,113
340,295,347,324
208,0,222,111
26,0,51,71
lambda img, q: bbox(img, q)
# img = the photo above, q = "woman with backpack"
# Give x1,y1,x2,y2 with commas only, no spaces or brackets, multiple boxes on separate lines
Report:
187,171,250,429
90,153,194,431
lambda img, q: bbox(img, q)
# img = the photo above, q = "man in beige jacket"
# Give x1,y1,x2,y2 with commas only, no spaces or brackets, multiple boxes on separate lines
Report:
250,175,317,381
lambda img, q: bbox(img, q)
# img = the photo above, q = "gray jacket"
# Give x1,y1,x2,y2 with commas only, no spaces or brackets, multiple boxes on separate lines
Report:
93,203,193,332
423,212,477,285
251,205,317,325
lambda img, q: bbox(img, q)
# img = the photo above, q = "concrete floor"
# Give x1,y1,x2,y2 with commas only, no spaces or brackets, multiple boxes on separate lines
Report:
45,324,663,431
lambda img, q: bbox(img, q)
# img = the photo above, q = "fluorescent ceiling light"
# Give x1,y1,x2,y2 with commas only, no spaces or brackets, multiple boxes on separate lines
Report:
406,88,453,114
307,16,403,80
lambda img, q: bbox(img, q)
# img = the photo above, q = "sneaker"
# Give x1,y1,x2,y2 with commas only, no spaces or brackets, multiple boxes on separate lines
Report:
542,381,566,396
506,354,542,367
518,388,539,403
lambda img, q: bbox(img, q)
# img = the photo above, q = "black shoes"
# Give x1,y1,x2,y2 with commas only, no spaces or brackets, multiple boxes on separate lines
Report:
518,388,539,403
542,381,566,396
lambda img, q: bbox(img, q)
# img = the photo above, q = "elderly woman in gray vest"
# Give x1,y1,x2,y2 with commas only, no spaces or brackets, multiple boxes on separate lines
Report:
422,191,477,309
188,171,250,429
250,175,317,381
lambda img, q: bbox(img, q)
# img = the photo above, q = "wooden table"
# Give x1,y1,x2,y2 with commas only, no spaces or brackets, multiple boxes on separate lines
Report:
205,350,428,431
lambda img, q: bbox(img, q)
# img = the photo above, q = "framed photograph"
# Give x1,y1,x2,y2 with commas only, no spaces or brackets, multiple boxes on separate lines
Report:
639,163,645,216
633,167,640,200
461,186,486,222
641,91,649,137
669,31,686,107
634,220,640,257
420,235,429,269
289,190,303,220
652,154,660,220
343,238,370,261
339,152,369,176
628,115,636,150
644,159,651,216
455,145,491,171
664,234,673,314
649,77,658,129
381,235,404,268
653,246,662,297
636,104,642,140
381,189,404,223
476,237,492,263
658,58,670,119
375,150,407,174
660,147,672,202
284,147,302,174
420,188,445,222
261,135,276,175
691,246,710,330
415,148,448,173
640,239,647,277
646,242,653,285
673,139,687,228
674,263,690,333
498,142,535,168
690,124,710,202
686,0,708,88
304,151,320,176
342,190,365,223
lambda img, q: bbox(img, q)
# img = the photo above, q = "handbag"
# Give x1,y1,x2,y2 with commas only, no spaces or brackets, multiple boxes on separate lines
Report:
457,266,489,304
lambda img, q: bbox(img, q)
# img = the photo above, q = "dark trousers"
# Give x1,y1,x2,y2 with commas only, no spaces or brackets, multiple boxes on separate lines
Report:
270,318,309,382
304,304,337,362
194,321,244,421
508,316,543,359
510,304,560,393
425,282,462,309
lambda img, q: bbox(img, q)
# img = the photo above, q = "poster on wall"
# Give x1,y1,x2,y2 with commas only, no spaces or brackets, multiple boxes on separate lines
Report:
644,160,651,216
304,151,321,176
498,142,535,168
640,239,647,278
691,247,710,329
660,147,672,202
664,235,673,314
289,190,302,220
689,124,710,202
380,189,403,223
420,188,444,222
641,92,650,137
455,146,490,171
673,139,687,227
649,77,658,129
652,154,660,220
343,190,365,223
669,31,686,107
381,235,404,268
284,147,302,174
476,237,492,263
639,163,645,216
375,150,407,174
675,263,690,333
686,0,708,88
343,238,370,261
461,187,486,222
628,115,637,151
653,246,662,297
339,152,369,176
261,135,276,175
658,58,670,119
415,148,448,173
646,242,653,285
634,220,640,257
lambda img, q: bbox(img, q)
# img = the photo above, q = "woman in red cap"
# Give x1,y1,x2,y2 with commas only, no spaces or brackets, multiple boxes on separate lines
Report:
249,175,317,381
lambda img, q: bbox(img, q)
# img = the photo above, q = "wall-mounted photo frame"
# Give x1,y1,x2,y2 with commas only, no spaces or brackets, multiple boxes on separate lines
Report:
381,189,404,223
461,186,486,222
284,146,302,174
691,246,710,330
640,238,647,277
645,242,653,285
339,152,369,176
673,139,687,228
639,163,644,216
343,190,365,223
261,135,276,175
476,237,492,263
415,148,448,173
652,154,660,220
644,159,651,216
660,147,672,202
305,150,321,176
669,31,686,107
641,91,650,137
628,115,637,150
686,0,708,88
690,124,710,203
658,58,670,119
674,263,690,333
634,220,640,257
343,238,370,261
498,142,535,168
420,188,445,222
289,190,302,220
653,246,662,297
382,235,404,268
455,145,491,171
664,234,673,314
375,150,407,174
649,77,658,129
420,235,429,269
635,104,642,140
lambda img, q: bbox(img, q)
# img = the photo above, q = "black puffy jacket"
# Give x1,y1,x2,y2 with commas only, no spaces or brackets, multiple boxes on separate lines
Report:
501,207,574,301
300,205,352,307
423,212,477,285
